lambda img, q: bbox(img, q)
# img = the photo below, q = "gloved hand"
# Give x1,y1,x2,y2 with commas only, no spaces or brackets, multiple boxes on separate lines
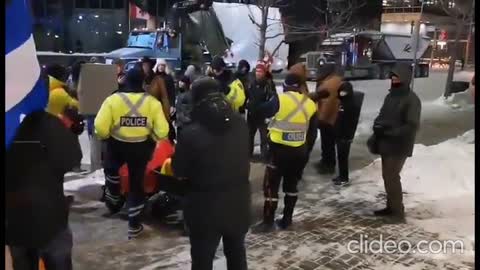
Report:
373,122,390,136
63,107,85,135
310,90,330,102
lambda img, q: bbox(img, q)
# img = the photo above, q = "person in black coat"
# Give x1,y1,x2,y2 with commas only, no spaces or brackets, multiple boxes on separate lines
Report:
367,62,421,223
172,77,251,270
245,61,277,161
332,82,364,186
6,110,82,270
155,58,177,108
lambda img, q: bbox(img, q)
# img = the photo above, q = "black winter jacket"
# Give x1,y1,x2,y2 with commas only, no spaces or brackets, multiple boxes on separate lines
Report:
6,111,82,248
372,63,422,157
172,94,251,235
246,77,277,123
334,83,364,141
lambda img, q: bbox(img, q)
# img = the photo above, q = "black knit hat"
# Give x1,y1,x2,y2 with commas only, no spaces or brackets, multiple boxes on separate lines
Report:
237,59,250,74
211,56,226,71
191,76,221,103
45,64,68,82
283,73,302,90
125,66,145,92
140,56,155,66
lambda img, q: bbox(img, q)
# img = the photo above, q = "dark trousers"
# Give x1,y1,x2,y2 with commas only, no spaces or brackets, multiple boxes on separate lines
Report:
189,231,247,270
247,117,269,158
107,139,155,228
319,122,336,167
381,156,407,215
263,142,307,222
11,227,73,270
336,140,352,180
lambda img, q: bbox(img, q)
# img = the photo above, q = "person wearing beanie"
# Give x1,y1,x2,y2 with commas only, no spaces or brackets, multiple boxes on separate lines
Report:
245,60,276,161
175,75,193,134
332,81,364,186
140,57,156,86
210,56,247,113
95,66,170,239
172,77,251,270
144,60,172,124
154,58,176,107
252,73,318,233
288,63,309,95
235,59,251,90
45,64,79,117
312,62,343,175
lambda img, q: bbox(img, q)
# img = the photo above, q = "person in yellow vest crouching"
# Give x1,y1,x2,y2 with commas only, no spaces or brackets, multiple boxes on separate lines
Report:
252,73,318,233
210,56,246,113
95,67,170,239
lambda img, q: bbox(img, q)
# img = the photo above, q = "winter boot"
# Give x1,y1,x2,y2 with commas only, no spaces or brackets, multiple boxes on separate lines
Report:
373,207,393,216
104,188,125,214
128,224,144,240
252,201,278,233
276,195,298,230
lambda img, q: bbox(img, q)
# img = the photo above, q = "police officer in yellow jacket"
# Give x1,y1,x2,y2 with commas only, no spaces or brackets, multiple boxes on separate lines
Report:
210,56,246,112
252,73,318,233
95,67,169,239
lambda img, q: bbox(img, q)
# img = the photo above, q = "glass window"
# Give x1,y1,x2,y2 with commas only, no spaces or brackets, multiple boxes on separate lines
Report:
127,31,157,49
101,0,112,9
114,0,124,9
75,0,88,8
89,0,100,8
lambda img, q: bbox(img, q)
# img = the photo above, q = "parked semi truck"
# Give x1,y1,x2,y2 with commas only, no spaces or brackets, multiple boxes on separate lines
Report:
105,0,232,74
300,31,431,80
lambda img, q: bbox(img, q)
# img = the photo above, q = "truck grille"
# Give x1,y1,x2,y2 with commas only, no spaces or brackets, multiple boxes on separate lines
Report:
307,54,319,69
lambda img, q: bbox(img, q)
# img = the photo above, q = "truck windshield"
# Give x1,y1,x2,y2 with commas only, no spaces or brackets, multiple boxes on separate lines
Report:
127,32,157,49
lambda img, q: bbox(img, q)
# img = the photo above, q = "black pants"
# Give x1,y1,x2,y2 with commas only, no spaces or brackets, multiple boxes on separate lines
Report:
319,122,336,167
381,156,407,215
189,231,247,270
262,142,307,223
107,139,155,228
247,117,268,158
336,140,352,180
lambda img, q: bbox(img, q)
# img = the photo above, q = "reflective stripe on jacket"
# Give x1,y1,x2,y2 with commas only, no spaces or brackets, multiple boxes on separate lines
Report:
94,92,169,142
268,91,317,147
225,79,246,112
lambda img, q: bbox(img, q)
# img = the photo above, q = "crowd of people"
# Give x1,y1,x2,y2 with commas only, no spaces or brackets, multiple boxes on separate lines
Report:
6,54,423,270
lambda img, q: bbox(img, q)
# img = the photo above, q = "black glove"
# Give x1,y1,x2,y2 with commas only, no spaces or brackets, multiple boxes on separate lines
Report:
63,107,85,135
373,122,391,137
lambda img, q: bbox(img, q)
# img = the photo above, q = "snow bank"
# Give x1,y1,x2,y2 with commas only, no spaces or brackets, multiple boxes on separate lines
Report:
337,130,475,255
341,130,474,201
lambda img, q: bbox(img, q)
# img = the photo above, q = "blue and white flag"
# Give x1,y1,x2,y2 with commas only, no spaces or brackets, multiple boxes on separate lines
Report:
6,0,48,148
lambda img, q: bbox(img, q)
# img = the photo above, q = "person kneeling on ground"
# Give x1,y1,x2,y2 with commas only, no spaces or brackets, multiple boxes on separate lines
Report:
367,62,421,224
172,77,251,270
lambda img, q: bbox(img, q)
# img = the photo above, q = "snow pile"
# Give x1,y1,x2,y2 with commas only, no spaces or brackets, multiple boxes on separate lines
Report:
64,169,105,193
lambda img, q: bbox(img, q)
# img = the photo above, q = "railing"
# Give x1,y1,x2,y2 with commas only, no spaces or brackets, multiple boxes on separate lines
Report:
383,6,422,13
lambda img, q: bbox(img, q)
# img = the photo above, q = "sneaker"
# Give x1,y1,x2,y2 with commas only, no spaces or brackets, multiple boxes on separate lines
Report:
373,207,393,216
128,224,144,240
332,177,350,186
251,222,275,234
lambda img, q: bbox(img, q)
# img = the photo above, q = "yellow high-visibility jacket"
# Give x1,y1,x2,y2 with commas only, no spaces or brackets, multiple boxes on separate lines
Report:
94,92,169,142
268,91,317,147
225,78,246,112
46,76,79,116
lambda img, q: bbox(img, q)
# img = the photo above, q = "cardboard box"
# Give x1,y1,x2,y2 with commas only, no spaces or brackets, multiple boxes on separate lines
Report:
77,63,117,115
